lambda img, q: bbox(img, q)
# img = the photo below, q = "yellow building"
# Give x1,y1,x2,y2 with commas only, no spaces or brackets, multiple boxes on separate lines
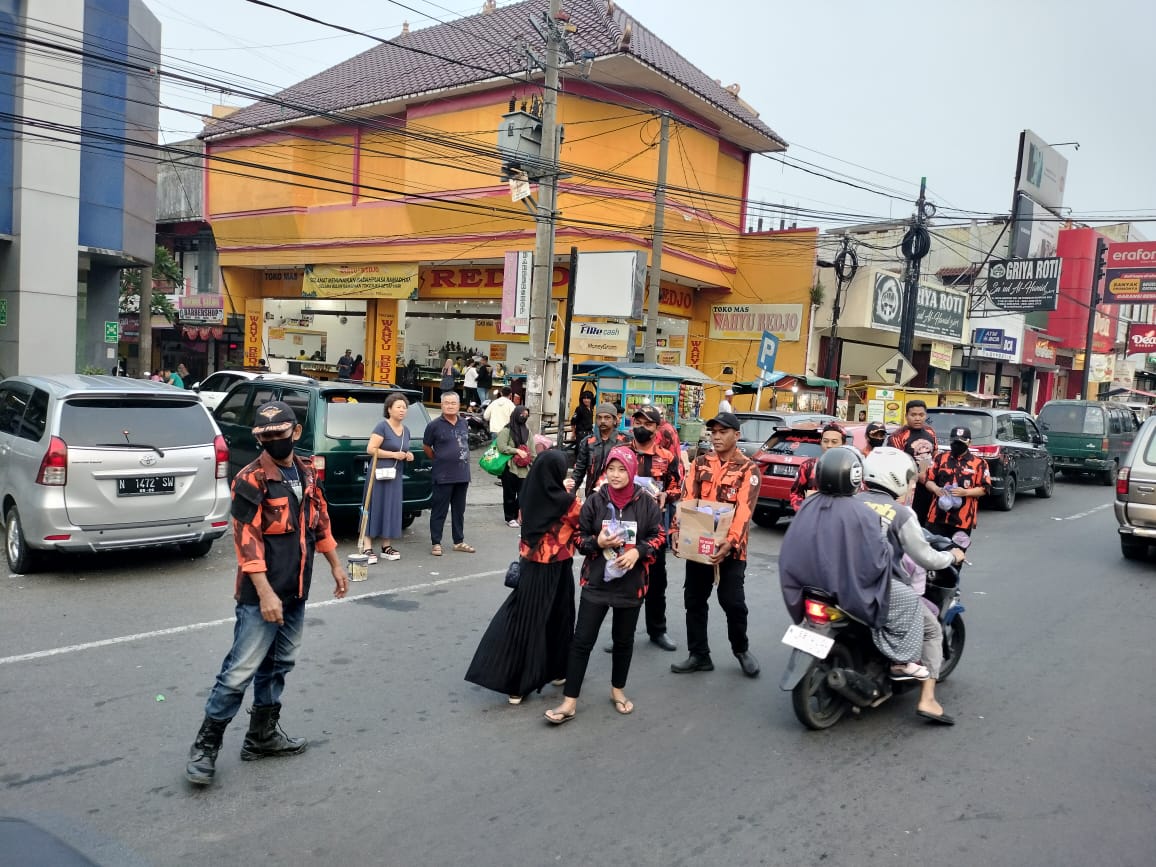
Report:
203,0,817,417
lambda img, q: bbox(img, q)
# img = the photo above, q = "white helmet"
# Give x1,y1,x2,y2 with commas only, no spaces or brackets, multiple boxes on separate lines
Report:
862,446,917,499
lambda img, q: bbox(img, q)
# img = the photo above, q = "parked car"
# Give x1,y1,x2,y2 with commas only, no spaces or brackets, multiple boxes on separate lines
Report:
923,407,1054,511
1037,400,1137,486
1115,415,1156,560
0,375,231,573
190,370,263,410
696,411,838,458
213,377,433,526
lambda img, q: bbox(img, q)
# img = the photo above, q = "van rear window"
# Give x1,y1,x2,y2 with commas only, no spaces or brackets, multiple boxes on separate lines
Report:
61,399,216,448
324,393,430,440
1038,405,1105,435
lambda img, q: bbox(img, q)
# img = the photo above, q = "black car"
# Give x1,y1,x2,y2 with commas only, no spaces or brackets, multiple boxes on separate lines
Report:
695,411,837,458
924,407,1054,511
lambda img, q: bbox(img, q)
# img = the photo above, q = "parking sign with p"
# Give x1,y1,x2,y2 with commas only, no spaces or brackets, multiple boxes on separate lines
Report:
758,330,779,376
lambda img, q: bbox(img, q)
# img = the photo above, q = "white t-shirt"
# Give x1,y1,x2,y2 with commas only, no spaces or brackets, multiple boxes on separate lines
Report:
484,396,516,433
718,398,734,414
463,366,479,388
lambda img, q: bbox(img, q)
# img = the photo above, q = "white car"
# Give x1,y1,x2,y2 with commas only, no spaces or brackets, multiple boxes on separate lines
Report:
191,371,263,410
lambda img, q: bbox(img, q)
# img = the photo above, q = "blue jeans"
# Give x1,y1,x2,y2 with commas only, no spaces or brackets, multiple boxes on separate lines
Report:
203,599,306,721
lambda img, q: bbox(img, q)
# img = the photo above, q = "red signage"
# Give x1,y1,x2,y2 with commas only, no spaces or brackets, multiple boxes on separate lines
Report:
1127,323,1156,355
1021,332,1058,367
1105,240,1156,305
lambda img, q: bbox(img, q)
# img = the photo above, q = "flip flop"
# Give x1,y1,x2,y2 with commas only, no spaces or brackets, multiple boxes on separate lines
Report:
611,696,634,715
453,542,476,553
431,544,443,556
544,708,575,725
916,709,956,726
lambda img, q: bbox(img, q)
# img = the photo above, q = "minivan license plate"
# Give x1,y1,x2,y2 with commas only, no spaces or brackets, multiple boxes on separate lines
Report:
117,476,175,497
782,624,834,659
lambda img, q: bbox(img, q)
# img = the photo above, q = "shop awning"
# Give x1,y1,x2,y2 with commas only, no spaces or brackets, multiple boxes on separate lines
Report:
573,362,723,386
1108,387,1156,399
748,373,840,390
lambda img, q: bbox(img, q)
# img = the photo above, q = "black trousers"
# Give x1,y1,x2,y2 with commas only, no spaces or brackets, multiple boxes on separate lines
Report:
430,482,468,545
500,468,523,522
644,548,668,637
563,597,641,698
927,521,972,541
912,485,933,528
684,558,749,658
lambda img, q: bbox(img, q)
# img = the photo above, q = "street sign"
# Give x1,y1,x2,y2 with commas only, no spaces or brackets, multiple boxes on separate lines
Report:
876,351,917,386
0,299,6,327
104,321,119,344
757,330,779,377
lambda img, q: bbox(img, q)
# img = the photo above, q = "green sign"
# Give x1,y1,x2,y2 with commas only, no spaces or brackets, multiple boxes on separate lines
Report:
0,299,6,327
104,321,119,343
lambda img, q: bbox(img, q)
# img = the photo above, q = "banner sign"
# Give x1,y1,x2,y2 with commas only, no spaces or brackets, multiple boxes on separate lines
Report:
501,251,532,334
177,293,225,323
870,272,966,343
376,307,397,384
1105,241,1156,305
302,264,419,299
986,257,1062,312
244,298,263,368
929,341,953,371
708,303,803,342
1127,323,1156,356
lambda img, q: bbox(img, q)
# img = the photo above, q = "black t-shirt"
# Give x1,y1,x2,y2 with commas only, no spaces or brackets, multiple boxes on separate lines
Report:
477,363,493,389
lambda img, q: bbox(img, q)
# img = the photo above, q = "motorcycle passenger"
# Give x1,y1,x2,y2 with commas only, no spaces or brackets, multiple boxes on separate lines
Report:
924,426,991,540
858,447,966,725
567,403,628,497
788,423,848,512
779,447,930,680
861,421,887,457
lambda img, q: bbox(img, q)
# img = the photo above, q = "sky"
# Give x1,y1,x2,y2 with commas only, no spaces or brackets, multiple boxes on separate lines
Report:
145,0,1156,232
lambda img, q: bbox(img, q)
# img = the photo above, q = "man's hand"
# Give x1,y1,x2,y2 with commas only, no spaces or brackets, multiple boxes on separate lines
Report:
657,491,667,509
710,540,734,564
598,527,625,549
613,548,640,571
563,477,576,493
258,591,284,625
332,564,349,598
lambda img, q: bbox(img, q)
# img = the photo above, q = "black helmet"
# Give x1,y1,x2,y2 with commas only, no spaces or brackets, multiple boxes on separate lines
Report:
816,446,864,496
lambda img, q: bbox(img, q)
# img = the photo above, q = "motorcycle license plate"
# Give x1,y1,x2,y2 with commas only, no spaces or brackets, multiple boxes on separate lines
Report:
782,624,835,659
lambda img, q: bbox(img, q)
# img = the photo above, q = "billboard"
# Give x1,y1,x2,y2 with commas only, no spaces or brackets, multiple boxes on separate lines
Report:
571,251,645,319
986,257,1062,312
869,271,967,343
1105,240,1156,305
1015,130,1068,213
1010,193,1060,260
301,263,419,299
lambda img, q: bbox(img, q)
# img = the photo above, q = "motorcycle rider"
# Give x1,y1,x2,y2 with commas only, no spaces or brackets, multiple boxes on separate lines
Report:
567,403,628,497
858,447,966,725
779,448,930,681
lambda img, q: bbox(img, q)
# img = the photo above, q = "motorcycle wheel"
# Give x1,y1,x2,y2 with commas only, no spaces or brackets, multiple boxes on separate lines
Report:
937,615,966,682
791,641,854,730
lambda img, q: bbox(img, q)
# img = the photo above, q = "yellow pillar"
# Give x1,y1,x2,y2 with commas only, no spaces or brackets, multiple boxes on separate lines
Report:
366,298,399,385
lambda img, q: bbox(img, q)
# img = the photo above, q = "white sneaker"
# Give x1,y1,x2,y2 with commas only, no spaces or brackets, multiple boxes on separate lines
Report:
507,519,520,528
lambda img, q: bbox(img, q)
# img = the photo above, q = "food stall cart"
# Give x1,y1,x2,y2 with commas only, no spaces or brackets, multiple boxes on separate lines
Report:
845,384,941,424
571,362,715,440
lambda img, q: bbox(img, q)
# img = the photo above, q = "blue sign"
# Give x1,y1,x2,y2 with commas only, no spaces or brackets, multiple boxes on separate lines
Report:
973,328,1005,347
757,330,779,376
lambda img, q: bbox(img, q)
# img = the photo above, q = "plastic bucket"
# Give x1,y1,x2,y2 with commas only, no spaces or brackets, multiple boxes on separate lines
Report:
347,553,370,582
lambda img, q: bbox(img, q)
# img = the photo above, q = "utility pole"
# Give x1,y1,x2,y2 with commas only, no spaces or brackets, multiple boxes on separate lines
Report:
822,236,858,380
138,266,153,376
1080,237,1107,399
526,0,564,433
643,111,670,364
898,177,932,361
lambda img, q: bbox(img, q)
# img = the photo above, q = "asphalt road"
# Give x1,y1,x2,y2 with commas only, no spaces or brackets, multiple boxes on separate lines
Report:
1,471,1153,867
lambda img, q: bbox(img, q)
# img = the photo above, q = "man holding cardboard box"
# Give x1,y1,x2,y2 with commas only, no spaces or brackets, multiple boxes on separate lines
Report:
671,411,762,678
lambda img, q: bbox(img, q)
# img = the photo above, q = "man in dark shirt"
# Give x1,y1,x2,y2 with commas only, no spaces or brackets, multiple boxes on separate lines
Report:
924,425,991,539
336,349,355,381
423,391,474,556
476,355,494,400
886,400,939,526
567,402,628,496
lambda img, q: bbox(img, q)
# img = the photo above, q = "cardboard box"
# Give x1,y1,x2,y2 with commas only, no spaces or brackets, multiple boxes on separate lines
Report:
676,498,735,564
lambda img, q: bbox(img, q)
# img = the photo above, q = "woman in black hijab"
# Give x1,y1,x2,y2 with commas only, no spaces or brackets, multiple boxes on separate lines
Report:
466,450,580,705
495,405,536,527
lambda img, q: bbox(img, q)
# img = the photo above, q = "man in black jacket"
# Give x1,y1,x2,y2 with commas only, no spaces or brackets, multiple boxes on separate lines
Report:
567,402,628,496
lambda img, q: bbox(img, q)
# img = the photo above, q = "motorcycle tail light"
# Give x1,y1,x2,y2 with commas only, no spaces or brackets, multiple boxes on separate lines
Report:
804,599,834,624
1117,466,1130,497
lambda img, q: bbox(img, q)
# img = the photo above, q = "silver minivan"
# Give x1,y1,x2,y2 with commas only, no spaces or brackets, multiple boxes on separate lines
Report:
1116,415,1156,561
0,375,231,573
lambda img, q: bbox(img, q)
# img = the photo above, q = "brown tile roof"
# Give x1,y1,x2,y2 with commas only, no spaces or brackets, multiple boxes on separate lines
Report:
205,0,784,149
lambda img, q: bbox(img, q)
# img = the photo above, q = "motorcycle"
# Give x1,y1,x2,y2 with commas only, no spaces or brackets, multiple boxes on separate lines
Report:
779,532,969,730
461,404,490,450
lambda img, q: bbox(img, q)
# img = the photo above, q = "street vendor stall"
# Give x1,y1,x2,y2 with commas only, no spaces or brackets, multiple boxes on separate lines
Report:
571,362,716,441
844,384,940,424
733,373,840,415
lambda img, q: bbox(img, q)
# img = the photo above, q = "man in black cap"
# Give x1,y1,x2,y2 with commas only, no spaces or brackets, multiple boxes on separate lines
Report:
567,401,628,497
924,425,990,539
671,411,762,677
185,401,349,786
862,421,888,457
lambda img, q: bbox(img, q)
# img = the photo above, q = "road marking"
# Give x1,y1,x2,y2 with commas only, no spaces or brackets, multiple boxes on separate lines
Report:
0,569,503,667
1053,503,1112,522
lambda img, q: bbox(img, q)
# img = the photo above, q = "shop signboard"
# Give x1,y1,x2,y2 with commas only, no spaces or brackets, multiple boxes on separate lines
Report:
688,337,705,367
658,350,682,366
244,298,263,368
177,293,225,323
302,264,419,300
376,308,397,384
1105,241,1156,305
572,321,632,357
1021,332,1058,367
870,272,966,342
929,341,953,371
708,304,803,342
1127,323,1156,356
986,257,1062,312
474,318,528,343
501,251,532,334
488,343,507,362
974,328,1005,347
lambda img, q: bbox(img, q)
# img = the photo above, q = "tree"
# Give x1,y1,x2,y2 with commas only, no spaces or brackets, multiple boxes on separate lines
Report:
120,245,181,323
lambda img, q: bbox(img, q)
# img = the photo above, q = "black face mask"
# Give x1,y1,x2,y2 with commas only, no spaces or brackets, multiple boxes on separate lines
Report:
868,436,885,449
633,426,654,445
950,440,969,458
261,437,295,461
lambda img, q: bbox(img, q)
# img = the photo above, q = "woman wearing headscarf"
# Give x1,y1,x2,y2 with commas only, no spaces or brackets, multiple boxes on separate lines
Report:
465,450,581,705
570,391,595,446
495,405,537,527
544,446,664,724
440,356,456,394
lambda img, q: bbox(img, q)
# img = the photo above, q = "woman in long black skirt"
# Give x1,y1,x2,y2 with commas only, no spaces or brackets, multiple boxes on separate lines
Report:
465,450,580,705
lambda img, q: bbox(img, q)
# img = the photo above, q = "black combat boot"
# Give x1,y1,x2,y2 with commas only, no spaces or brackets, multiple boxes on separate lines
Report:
240,704,308,761
186,716,230,786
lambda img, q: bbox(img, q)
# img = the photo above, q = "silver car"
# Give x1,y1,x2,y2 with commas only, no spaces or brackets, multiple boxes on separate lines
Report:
1116,415,1156,561
0,375,231,573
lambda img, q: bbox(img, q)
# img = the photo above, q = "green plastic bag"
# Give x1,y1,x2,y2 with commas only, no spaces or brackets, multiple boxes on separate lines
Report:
479,442,511,476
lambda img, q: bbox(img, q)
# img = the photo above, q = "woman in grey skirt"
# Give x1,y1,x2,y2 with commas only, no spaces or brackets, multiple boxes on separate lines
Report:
363,393,414,563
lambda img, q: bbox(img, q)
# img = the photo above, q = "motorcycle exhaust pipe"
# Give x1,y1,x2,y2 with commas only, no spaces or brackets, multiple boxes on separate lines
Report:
826,668,883,708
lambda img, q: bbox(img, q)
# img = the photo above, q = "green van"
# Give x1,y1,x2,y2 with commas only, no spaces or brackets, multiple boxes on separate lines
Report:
1036,400,1138,486
213,375,433,525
